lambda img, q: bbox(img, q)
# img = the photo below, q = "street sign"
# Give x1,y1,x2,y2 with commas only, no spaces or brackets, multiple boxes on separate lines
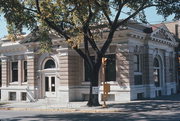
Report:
92,87,99,94
104,83,110,93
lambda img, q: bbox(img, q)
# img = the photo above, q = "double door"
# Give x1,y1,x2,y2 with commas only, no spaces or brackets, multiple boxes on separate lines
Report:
45,76,56,97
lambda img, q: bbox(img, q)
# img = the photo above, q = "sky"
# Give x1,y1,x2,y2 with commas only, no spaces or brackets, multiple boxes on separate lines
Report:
0,7,175,38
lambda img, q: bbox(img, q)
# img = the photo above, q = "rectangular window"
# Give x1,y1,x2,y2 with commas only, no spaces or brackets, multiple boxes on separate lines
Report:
12,62,18,82
134,75,143,85
24,61,27,82
21,92,27,101
105,54,116,81
137,92,144,100
9,92,16,101
134,54,143,85
169,54,173,82
84,56,95,82
134,55,140,72
84,55,116,82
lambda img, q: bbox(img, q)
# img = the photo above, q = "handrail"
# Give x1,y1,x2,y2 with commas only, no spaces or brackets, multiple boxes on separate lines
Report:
26,88,36,102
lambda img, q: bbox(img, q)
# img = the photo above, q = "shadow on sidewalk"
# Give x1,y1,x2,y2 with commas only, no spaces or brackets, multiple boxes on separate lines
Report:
108,94,180,112
1,111,180,121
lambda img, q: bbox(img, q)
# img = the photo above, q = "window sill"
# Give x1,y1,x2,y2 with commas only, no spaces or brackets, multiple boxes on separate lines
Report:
81,81,117,85
134,72,142,75
9,82,18,85
100,81,118,85
81,82,90,85
22,82,28,85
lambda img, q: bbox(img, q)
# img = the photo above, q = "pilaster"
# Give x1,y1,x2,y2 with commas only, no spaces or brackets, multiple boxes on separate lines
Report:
18,59,23,86
1,56,8,87
165,52,170,83
26,52,35,86
57,48,69,86
143,46,154,98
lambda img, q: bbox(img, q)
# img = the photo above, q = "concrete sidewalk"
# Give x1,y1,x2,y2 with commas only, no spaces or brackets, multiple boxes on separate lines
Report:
0,101,127,113
1,94,180,113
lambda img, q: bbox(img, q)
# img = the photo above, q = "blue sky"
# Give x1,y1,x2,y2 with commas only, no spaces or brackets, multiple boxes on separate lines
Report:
0,7,174,38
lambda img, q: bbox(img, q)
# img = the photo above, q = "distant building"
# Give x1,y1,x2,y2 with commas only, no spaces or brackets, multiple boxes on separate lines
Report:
0,21,178,103
164,21,180,39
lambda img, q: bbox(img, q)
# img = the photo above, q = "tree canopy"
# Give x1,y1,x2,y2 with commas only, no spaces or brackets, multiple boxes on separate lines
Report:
0,0,179,106
0,0,179,55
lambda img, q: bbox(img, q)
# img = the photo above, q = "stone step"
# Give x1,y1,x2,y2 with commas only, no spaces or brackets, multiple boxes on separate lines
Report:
37,98,58,103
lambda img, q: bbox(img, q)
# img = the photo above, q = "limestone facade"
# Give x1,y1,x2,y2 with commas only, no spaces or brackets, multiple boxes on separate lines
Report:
0,23,178,102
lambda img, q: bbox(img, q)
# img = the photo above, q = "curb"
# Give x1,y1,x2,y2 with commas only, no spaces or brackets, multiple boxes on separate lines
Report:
0,107,122,113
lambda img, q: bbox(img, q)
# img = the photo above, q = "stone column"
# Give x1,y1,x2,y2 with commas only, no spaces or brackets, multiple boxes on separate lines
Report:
165,52,170,82
1,56,8,87
172,52,177,94
18,59,23,86
164,52,170,83
143,47,154,98
143,48,154,85
172,52,176,83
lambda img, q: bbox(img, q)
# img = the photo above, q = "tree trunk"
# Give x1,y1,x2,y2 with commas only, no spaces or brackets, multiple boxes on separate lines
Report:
87,68,101,106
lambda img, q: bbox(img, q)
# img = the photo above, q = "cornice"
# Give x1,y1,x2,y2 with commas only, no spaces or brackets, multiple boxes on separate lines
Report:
129,31,178,47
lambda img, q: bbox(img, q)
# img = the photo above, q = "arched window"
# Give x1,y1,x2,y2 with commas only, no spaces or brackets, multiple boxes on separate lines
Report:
44,59,55,69
154,58,159,67
153,58,160,87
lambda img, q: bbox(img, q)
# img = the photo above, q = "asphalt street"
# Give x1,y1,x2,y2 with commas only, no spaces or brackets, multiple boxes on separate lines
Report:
0,109,180,121
1,94,180,121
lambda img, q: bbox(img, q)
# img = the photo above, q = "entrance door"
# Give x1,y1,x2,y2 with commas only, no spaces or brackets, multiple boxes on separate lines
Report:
45,76,56,97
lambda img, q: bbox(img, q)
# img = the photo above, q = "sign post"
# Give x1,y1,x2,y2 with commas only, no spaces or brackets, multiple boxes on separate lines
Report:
102,57,110,108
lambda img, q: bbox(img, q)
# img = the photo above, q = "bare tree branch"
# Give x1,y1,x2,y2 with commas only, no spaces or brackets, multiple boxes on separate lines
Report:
87,29,100,53
101,0,148,55
23,6,38,13
74,46,94,70
94,0,112,26
35,0,41,14
82,0,100,54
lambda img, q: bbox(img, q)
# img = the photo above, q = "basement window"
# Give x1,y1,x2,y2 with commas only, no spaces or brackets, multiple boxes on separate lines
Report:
137,93,144,100
21,92,27,101
9,92,16,101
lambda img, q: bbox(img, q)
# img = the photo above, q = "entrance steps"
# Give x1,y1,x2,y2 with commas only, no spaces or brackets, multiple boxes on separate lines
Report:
36,98,78,108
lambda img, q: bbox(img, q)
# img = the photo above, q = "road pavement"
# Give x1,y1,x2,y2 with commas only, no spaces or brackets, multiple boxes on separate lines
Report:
0,94,180,120
0,109,180,121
